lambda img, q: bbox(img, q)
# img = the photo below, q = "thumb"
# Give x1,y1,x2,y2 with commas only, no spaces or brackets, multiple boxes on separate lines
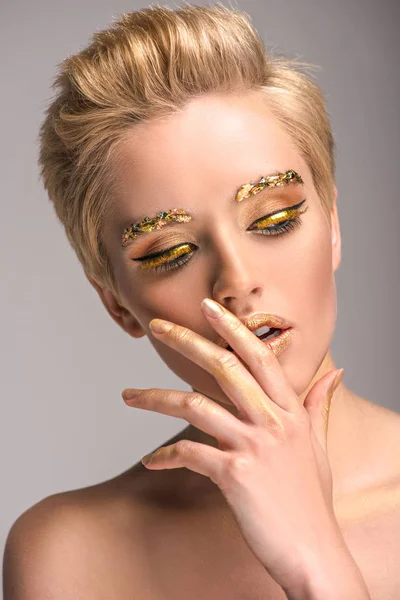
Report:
303,368,344,451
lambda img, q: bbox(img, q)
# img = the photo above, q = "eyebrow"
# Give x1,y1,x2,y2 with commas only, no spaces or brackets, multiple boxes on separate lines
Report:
120,168,304,249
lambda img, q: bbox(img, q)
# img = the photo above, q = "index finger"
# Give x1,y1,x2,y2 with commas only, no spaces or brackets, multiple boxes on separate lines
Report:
149,319,286,426
201,300,299,414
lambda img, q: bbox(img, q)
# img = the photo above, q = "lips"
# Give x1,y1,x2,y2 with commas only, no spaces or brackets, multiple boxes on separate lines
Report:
226,327,281,351
216,312,294,350
256,327,281,342
227,327,293,358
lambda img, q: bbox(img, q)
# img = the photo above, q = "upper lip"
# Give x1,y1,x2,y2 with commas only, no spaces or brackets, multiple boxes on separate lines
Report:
216,312,293,349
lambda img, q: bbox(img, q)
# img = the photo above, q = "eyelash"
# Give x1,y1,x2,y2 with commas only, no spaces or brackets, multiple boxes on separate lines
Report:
133,201,308,274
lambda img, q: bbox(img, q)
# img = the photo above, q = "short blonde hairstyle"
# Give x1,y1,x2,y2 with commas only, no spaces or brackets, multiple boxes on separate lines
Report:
38,2,336,303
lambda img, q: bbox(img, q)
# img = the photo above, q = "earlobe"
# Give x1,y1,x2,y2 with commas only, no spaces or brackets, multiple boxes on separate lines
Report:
85,273,146,339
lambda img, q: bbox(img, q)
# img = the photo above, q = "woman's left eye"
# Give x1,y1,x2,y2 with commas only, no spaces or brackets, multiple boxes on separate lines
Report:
133,199,308,274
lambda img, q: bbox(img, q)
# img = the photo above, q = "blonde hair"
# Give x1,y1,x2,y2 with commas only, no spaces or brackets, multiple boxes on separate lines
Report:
38,2,336,303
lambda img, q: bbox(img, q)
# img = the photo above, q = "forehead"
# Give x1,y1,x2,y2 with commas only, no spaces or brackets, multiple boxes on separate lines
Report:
110,92,303,215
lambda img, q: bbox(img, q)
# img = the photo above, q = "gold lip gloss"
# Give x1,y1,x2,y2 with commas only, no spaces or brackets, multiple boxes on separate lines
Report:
266,328,293,357
230,328,293,360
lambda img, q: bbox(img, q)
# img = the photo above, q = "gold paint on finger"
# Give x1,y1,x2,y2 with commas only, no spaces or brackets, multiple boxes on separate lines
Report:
214,363,283,429
324,388,333,441
324,370,344,441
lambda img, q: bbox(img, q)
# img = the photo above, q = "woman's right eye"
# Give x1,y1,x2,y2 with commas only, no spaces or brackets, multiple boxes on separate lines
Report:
132,243,196,274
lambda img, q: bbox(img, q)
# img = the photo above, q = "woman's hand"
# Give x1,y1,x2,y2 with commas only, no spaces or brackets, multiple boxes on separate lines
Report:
121,298,346,593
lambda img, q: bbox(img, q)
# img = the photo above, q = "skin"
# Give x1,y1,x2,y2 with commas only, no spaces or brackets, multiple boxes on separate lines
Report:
88,91,400,514
95,90,351,492
78,90,400,597
5,90,400,600
120,170,305,248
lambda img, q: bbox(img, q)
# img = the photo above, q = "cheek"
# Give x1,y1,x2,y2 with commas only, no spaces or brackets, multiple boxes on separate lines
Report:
290,225,334,318
275,218,337,394
285,217,336,356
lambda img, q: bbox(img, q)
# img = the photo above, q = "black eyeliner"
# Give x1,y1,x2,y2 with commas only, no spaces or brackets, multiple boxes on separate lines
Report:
260,198,307,220
132,242,195,262
132,199,307,261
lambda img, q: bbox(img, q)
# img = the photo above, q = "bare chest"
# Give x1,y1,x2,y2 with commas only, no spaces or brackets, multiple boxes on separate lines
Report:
109,489,400,600
333,485,400,600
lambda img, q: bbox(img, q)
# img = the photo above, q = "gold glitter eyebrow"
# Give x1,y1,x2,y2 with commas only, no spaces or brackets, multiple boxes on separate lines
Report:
121,169,304,248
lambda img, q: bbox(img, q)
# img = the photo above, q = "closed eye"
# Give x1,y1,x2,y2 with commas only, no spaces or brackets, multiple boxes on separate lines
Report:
132,199,308,274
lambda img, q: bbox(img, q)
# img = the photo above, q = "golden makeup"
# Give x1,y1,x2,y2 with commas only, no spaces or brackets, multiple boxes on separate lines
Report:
212,352,278,422
323,370,344,442
235,169,303,202
132,198,309,273
120,168,304,248
121,208,192,247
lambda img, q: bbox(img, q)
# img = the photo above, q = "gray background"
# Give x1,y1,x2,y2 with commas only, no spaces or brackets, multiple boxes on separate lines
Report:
1,0,399,580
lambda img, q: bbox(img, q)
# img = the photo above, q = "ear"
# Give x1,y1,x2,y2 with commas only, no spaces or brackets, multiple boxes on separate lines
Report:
330,185,341,273
85,274,146,339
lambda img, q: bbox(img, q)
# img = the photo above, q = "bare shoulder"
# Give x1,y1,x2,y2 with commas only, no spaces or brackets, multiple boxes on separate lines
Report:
339,477,400,599
3,493,95,599
365,397,400,486
333,393,400,529
335,397,400,599
3,466,149,599
351,394,400,506
3,427,198,599
351,393,400,487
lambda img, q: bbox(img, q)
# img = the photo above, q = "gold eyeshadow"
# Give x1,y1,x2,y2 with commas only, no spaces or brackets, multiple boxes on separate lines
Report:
135,243,196,272
248,203,307,232
121,168,304,248
133,199,308,274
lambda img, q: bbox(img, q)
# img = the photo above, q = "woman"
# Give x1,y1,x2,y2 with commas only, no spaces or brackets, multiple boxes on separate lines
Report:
4,4,399,599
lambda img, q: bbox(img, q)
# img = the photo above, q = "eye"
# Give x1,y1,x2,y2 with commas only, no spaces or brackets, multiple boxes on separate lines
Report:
248,198,308,236
132,199,308,274
132,243,196,274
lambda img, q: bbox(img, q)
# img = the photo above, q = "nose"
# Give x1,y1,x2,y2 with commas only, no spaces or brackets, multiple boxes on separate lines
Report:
211,233,263,311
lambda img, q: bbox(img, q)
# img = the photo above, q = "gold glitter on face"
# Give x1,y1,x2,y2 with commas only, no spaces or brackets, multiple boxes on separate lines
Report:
120,169,303,248
235,169,303,202
121,208,192,247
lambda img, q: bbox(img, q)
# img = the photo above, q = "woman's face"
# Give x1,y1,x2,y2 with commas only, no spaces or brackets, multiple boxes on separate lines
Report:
100,91,341,410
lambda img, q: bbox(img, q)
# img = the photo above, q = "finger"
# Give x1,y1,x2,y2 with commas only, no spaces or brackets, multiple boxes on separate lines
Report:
140,439,229,488
149,320,283,427
200,298,298,414
122,388,247,449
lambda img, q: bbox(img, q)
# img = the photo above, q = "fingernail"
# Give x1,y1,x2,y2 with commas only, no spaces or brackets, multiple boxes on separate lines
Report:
142,453,153,465
201,298,224,318
149,319,174,334
122,389,140,401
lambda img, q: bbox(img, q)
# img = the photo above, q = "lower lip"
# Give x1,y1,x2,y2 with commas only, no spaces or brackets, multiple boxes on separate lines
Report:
263,328,293,357
227,328,293,359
